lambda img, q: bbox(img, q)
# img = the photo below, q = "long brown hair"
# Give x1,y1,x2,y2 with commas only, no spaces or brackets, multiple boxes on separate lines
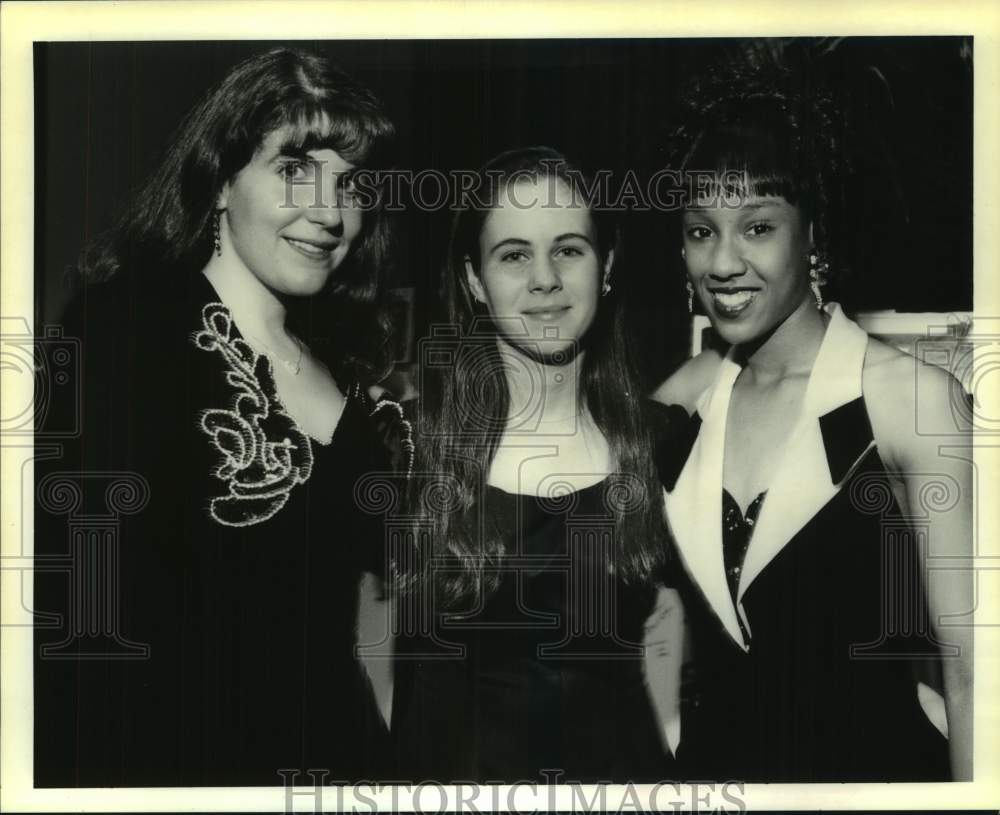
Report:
401,146,667,606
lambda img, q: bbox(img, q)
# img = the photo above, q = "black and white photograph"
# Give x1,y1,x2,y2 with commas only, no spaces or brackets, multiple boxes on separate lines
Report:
2,1,998,812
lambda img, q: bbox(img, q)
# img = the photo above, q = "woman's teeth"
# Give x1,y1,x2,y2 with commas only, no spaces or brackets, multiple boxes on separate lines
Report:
711,289,757,315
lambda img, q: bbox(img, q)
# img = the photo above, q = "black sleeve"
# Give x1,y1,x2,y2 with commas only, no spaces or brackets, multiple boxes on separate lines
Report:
644,399,699,493
338,393,416,580
642,399,698,591
33,282,144,786
368,394,416,480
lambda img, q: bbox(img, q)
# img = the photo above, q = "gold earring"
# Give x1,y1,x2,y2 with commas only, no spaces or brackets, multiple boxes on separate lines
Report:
213,209,223,257
808,251,829,310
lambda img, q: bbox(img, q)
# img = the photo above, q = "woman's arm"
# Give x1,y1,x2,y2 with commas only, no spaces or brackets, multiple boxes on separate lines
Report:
867,350,974,779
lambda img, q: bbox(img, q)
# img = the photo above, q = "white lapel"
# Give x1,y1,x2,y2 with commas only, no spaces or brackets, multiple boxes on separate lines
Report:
664,352,747,649
736,305,873,627
664,304,873,650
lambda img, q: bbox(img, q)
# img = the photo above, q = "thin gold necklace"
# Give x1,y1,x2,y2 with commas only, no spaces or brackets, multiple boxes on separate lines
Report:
245,331,304,376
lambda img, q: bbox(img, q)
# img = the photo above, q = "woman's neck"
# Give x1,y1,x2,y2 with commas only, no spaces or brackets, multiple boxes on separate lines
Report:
203,257,288,345
738,298,829,384
499,341,584,429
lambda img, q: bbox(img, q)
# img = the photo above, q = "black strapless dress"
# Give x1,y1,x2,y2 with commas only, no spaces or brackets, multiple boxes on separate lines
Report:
391,479,673,783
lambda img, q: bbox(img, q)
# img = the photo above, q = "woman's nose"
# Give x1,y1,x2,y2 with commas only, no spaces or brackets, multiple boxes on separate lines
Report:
304,175,347,229
528,256,562,293
710,235,746,279
306,200,344,230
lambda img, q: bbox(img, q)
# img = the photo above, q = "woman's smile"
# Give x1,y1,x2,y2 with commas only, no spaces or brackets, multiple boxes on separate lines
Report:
283,235,340,261
522,304,572,321
707,286,761,318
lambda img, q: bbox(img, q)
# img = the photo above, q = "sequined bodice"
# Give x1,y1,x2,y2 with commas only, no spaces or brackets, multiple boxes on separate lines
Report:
721,489,766,605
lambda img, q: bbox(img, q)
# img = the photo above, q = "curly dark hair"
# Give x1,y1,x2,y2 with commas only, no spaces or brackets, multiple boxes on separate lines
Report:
663,40,862,294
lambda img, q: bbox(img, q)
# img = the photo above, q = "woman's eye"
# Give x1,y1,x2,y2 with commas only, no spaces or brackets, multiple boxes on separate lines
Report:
554,245,585,258
685,226,712,240
500,250,528,263
338,171,359,198
278,161,310,181
746,221,774,237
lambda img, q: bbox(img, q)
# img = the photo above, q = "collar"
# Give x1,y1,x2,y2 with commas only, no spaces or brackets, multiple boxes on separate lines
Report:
664,303,875,649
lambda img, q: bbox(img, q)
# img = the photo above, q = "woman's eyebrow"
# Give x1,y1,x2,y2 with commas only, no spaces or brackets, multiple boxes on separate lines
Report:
553,232,594,246
686,202,777,212
274,143,313,159
488,237,530,254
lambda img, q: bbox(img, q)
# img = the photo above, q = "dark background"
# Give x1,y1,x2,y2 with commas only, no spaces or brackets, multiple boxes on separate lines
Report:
34,38,973,388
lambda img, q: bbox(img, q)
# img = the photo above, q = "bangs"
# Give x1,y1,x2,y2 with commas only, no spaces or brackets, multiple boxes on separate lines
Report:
262,102,391,166
680,121,812,209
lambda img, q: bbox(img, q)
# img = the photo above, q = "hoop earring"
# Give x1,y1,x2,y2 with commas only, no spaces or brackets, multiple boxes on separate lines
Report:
213,209,223,258
686,280,695,314
808,250,829,310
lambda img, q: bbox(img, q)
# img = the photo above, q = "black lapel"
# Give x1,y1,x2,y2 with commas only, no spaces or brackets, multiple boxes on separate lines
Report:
818,396,874,485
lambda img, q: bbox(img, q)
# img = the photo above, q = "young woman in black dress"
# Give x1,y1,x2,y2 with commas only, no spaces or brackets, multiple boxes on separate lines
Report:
34,48,409,786
391,147,675,783
651,55,973,781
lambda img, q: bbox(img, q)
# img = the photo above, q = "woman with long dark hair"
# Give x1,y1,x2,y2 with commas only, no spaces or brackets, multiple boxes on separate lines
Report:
652,49,973,781
34,47,407,786
390,147,674,783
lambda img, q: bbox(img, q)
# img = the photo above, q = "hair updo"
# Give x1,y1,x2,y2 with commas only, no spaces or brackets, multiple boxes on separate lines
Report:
664,41,862,296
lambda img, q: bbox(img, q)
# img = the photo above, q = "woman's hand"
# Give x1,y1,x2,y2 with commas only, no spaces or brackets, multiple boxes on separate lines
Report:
642,584,685,757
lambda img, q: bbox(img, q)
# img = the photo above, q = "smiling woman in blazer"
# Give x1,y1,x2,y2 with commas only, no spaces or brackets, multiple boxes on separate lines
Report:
651,57,972,782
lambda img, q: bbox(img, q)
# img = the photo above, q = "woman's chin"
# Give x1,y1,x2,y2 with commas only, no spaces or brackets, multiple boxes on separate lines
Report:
705,309,767,348
501,335,581,366
269,271,337,300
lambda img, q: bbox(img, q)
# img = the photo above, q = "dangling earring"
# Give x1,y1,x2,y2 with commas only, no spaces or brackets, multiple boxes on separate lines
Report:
808,250,829,310
601,275,612,297
213,209,223,258
686,280,695,314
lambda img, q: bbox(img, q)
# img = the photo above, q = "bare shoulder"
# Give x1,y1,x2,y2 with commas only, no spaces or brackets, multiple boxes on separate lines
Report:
650,348,725,414
862,336,969,465
862,336,914,392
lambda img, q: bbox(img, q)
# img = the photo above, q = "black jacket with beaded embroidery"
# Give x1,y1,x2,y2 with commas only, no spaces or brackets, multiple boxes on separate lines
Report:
34,272,410,786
